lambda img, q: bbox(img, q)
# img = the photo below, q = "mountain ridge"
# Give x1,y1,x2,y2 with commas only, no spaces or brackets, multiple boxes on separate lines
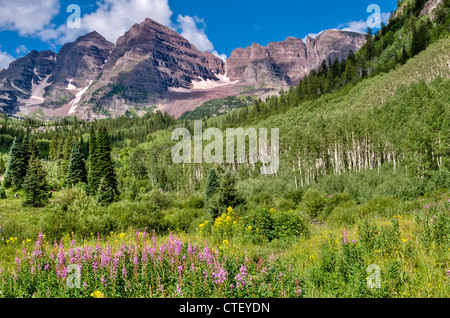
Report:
0,18,366,120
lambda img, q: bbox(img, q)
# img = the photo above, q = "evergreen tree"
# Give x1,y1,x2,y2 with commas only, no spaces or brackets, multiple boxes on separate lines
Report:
365,28,375,60
218,172,245,211
399,45,408,64
88,126,101,196
4,138,28,189
48,133,59,160
95,126,118,200
22,158,50,207
411,21,429,57
205,169,220,203
28,136,39,160
344,59,357,82
3,137,18,188
96,177,115,206
61,131,74,178
64,142,87,188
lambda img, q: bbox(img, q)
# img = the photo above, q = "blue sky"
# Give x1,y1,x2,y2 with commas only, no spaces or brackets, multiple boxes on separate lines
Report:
0,0,398,69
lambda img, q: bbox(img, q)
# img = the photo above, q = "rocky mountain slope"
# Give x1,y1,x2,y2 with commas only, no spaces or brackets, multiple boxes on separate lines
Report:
227,30,366,85
0,18,366,120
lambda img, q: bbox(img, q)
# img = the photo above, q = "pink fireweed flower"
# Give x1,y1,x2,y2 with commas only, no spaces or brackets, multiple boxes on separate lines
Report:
343,229,348,244
211,266,228,285
57,252,66,265
176,284,183,296
234,265,248,289
35,233,44,247
101,276,107,286
122,267,127,278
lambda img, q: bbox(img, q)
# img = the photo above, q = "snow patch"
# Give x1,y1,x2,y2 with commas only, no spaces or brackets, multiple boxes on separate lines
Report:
17,73,52,107
66,79,77,91
68,80,93,115
191,73,239,90
168,87,192,93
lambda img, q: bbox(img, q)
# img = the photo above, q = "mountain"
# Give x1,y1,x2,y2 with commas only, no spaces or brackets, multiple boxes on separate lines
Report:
80,18,227,119
0,50,56,113
227,30,366,85
0,18,365,120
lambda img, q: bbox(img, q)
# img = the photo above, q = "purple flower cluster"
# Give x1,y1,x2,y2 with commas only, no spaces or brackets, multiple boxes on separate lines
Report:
234,265,249,289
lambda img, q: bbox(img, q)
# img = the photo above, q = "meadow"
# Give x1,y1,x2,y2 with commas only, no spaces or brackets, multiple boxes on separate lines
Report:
0,188,449,298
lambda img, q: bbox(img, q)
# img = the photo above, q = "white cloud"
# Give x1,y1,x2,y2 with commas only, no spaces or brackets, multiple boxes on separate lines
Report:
0,46,14,69
338,20,368,34
0,0,60,36
0,0,226,63
177,15,227,60
15,45,28,57
337,12,392,34
302,31,323,42
80,0,173,43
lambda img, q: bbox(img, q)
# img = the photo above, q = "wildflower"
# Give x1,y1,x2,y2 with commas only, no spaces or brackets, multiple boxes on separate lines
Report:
91,291,104,298
343,229,348,245
176,284,183,297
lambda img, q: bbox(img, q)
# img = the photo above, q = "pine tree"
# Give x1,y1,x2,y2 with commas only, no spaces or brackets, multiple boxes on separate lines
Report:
22,158,50,207
205,169,220,203
28,136,39,160
218,172,245,211
88,126,101,196
365,28,375,60
61,131,74,178
4,138,28,189
48,133,59,160
95,126,118,200
344,59,357,82
96,177,115,206
64,142,87,188
3,137,18,188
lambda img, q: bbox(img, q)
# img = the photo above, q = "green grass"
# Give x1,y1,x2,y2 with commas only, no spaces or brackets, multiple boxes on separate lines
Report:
0,188,449,298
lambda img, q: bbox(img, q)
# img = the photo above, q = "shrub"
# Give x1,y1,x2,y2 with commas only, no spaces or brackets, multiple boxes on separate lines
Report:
243,209,308,243
321,192,352,220
327,200,358,225
300,188,327,218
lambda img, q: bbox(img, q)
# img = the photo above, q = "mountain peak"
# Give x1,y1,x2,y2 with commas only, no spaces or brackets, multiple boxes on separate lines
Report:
227,29,366,84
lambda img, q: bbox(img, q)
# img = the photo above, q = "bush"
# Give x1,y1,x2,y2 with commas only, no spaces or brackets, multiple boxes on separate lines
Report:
321,192,352,220
243,209,309,243
327,200,358,225
300,188,327,218
165,208,203,232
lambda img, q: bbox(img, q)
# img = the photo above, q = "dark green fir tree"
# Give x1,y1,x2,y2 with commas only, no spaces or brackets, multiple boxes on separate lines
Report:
64,142,87,188
205,168,220,203
22,159,50,207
